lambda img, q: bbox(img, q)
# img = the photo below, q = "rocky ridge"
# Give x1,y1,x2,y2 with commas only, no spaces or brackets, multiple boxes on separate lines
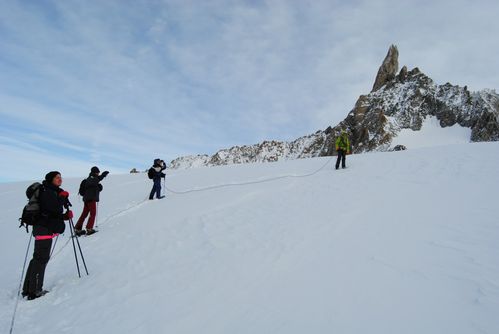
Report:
170,45,499,169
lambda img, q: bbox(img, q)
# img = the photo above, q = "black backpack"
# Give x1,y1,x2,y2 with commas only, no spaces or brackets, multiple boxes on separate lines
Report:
78,179,87,196
147,168,155,180
19,182,44,232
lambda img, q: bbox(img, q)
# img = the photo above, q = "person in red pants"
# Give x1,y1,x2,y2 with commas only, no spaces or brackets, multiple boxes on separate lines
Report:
75,166,109,236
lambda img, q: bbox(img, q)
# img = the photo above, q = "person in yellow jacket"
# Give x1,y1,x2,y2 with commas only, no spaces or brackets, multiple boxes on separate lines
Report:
335,130,350,170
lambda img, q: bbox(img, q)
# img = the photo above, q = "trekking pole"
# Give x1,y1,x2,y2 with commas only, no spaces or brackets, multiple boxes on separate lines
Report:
162,177,166,197
49,234,59,258
68,211,81,278
9,233,33,334
95,202,99,229
64,200,83,277
65,199,89,276
70,217,89,276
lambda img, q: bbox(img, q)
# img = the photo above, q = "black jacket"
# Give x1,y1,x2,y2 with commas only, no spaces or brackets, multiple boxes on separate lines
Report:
83,174,106,203
149,164,166,181
36,181,66,235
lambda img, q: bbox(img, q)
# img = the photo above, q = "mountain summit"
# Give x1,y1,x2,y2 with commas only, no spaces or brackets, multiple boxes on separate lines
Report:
170,46,499,169
372,44,399,92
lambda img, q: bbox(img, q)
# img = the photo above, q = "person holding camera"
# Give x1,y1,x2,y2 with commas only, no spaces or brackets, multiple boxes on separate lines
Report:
22,171,73,300
148,159,166,200
74,166,109,236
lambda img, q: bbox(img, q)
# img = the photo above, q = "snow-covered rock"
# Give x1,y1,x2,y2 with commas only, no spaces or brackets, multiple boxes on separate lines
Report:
344,66,499,153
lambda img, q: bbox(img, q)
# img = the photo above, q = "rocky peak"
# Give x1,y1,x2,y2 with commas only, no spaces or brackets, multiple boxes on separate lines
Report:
169,46,499,170
398,65,408,81
372,45,399,92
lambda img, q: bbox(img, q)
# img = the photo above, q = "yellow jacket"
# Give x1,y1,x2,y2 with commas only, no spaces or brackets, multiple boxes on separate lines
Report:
335,134,350,153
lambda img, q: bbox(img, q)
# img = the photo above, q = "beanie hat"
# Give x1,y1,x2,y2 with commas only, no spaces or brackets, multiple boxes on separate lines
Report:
91,166,100,174
45,171,61,183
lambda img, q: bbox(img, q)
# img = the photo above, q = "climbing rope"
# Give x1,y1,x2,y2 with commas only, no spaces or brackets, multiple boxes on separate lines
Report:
50,156,335,259
50,198,149,260
164,156,335,195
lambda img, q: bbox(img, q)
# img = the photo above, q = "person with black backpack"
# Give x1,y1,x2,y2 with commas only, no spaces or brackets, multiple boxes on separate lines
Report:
22,171,73,300
74,167,109,236
148,159,166,200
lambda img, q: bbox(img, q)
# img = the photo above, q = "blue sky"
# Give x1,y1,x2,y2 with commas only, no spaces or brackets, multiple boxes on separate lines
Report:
1,0,498,182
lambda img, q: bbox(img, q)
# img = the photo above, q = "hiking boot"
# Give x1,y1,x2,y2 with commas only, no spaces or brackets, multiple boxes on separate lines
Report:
74,229,86,237
86,228,97,236
27,290,49,300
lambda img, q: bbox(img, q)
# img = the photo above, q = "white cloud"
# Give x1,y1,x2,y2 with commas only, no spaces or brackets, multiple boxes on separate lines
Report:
1,0,498,182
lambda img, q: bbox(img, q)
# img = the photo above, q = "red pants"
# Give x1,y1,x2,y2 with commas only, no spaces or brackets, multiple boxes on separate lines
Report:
75,201,97,230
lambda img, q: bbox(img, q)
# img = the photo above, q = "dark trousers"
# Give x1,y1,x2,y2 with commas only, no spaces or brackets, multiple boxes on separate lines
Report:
23,237,52,296
336,149,346,169
149,178,162,199
75,200,97,230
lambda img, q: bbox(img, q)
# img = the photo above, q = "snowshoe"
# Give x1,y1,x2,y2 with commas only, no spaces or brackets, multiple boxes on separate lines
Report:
26,290,49,300
74,229,86,237
86,229,98,236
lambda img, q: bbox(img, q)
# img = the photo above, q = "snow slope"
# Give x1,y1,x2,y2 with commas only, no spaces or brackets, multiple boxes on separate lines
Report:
389,116,471,149
1,143,499,334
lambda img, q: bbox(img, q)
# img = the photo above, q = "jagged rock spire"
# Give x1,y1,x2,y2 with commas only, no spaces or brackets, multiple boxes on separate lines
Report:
169,45,499,170
372,45,399,92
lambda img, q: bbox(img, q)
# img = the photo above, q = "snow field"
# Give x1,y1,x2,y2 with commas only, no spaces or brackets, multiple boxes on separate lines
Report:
1,143,498,333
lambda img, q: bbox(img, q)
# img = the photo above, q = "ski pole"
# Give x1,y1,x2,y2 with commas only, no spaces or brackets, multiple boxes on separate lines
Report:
49,235,59,258
96,202,99,229
64,201,82,277
70,217,89,276
162,177,166,197
9,234,33,334
68,214,81,278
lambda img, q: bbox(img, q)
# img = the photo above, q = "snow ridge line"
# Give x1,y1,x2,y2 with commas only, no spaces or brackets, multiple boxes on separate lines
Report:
97,198,150,226
164,156,335,195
